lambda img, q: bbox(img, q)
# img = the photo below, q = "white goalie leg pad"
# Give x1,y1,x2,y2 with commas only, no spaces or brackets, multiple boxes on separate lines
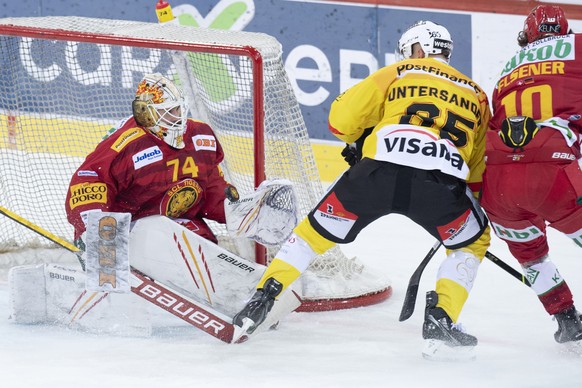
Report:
225,179,298,246
422,339,477,362
9,263,152,336
523,256,565,296
8,264,47,324
129,215,302,320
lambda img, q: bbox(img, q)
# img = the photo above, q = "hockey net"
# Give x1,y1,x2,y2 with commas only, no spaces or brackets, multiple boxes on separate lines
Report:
0,16,391,311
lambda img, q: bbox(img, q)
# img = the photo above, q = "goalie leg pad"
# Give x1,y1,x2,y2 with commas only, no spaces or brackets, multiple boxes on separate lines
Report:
9,263,153,336
9,264,47,324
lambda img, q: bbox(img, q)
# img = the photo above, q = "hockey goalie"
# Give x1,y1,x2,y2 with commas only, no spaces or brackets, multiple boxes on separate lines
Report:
10,183,300,342
8,73,301,342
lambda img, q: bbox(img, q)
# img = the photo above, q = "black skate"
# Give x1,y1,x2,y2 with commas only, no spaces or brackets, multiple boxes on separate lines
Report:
233,278,283,335
422,291,477,361
554,306,582,344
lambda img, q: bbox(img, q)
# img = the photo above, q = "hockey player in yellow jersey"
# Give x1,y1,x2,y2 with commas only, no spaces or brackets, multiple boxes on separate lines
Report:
234,21,492,361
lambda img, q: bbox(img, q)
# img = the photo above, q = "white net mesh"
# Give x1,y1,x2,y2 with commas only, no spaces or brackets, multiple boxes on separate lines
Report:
0,16,390,306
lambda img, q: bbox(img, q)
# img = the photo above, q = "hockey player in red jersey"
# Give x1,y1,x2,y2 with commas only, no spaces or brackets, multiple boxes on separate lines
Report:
65,73,233,247
481,5,582,344
234,21,492,361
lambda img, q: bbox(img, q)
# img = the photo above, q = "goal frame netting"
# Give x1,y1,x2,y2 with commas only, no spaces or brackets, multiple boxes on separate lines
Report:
0,16,391,311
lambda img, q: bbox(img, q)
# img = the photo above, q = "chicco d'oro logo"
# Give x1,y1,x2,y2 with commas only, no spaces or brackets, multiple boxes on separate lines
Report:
69,182,107,210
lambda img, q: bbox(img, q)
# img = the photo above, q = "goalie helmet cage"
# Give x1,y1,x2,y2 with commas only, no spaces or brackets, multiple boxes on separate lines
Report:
0,16,391,312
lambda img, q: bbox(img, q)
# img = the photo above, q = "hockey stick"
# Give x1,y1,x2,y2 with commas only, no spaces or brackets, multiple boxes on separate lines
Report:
399,240,442,322
398,240,532,322
0,205,248,343
485,251,531,287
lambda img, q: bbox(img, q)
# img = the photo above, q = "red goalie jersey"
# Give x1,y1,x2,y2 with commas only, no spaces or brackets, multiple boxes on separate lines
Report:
65,116,229,242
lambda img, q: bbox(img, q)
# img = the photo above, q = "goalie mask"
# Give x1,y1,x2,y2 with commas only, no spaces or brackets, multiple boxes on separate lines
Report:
517,6,570,47
133,73,190,149
397,21,453,63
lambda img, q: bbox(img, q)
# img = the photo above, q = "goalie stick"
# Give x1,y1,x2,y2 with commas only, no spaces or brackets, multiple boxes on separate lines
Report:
0,205,85,267
399,241,532,322
0,205,249,343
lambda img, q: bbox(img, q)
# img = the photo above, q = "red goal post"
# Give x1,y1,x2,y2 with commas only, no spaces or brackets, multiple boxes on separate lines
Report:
0,16,391,311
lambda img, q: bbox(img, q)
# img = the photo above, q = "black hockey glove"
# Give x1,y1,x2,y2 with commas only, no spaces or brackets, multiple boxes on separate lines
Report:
340,127,373,166
341,143,360,166
499,116,538,149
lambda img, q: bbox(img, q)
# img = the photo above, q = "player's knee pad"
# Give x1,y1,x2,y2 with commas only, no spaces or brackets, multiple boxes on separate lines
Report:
438,250,480,294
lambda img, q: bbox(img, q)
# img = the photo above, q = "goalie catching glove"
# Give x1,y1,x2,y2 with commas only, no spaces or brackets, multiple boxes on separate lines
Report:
224,179,298,246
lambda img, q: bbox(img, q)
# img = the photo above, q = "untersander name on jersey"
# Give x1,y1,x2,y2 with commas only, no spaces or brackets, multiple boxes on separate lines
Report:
387,85,483,127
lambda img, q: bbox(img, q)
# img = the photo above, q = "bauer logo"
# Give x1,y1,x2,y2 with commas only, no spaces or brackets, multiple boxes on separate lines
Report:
217,253,255,273
137,282,226,334
133,146,163,170
192,135,217,151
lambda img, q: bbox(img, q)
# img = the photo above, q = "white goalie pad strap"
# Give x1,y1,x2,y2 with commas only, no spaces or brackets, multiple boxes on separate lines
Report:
224,179,298,247
86,212,131,293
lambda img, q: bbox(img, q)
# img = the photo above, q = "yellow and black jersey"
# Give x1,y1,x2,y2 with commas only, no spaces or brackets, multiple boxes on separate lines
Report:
328,57,491,194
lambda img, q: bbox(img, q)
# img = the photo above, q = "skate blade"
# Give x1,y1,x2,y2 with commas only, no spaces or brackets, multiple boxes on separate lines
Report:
561,339,582,356
422,339,476,362
232,317,255,344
